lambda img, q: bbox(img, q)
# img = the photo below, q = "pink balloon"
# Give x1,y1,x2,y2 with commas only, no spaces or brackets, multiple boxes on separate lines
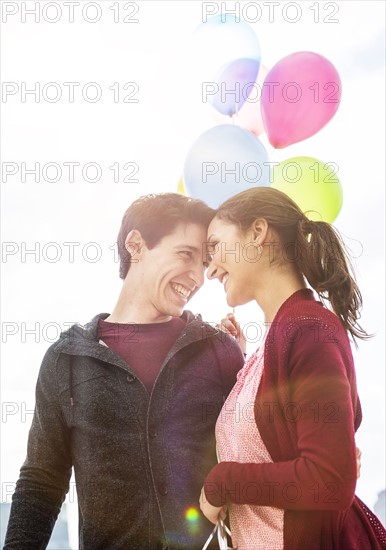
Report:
261,52,341,148
212,65,269,136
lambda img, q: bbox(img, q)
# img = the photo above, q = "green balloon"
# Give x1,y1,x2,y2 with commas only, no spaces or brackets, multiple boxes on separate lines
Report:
272,156,343,223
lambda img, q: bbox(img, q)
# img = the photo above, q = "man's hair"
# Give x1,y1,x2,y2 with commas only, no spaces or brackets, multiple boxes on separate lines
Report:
117,193,214,279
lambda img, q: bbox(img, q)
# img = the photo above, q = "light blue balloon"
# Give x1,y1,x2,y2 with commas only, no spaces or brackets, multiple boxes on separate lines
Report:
184,125,271,208
193,14,261,71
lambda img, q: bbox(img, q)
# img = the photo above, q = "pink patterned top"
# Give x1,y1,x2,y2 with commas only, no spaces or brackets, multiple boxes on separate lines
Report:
215,340,284,550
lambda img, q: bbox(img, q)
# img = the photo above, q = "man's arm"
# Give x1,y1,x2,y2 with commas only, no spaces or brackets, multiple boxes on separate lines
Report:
4,347,72,549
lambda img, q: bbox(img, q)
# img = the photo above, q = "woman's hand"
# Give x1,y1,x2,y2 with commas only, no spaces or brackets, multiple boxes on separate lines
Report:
199,487,227,525
218,312,247,355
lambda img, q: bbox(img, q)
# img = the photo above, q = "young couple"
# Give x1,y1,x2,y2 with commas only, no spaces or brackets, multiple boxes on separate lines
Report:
5,190,385,549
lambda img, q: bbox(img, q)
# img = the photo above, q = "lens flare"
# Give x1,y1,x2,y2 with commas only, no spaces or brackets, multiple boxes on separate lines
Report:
185,507,200,522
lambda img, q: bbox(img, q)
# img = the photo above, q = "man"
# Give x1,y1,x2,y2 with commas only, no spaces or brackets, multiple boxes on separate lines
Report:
4,193,244,550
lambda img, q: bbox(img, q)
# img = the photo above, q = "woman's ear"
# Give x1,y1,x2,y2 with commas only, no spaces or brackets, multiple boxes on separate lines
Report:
250,218,269,245
124,229,144,263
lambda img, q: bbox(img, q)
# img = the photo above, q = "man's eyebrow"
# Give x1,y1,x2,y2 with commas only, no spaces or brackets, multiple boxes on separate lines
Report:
173,244,200,252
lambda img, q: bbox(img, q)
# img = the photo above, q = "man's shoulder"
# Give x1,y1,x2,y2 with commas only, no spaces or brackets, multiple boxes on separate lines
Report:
38,313,108,366
184,311,239,346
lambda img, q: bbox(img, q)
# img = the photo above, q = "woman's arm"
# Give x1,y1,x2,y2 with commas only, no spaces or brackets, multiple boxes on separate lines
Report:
203,326,358,511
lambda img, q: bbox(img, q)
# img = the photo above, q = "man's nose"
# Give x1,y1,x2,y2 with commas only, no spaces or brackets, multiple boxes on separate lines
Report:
206,262,218,280
190,263,205,287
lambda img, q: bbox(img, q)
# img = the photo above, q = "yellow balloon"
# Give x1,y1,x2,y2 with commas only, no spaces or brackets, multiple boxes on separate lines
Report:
177,177,186,195
272,156,343,223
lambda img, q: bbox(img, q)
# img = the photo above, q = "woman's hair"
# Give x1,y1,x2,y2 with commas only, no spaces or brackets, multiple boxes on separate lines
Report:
215,187,370,342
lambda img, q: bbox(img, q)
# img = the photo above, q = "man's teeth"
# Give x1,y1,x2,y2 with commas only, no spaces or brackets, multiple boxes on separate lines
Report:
222,274,229,287
171,283,191,298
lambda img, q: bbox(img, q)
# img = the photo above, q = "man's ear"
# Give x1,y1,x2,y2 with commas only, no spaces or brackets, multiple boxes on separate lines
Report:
250,218,269,245
124,229,144,263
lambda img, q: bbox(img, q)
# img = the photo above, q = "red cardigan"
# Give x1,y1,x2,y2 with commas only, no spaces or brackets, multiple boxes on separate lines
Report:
204,289,386,549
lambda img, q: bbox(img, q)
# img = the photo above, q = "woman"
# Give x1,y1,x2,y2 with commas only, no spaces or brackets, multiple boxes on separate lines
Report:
199,188,386,549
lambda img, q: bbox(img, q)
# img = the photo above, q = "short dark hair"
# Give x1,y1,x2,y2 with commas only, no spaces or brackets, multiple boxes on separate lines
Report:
117,193,214,279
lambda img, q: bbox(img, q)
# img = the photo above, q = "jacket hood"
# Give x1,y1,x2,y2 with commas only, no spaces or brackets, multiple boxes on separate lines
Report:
54,309,216,357
54,310,221,407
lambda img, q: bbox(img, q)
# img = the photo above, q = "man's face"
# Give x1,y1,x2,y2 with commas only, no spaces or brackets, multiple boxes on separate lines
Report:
136,223,208,321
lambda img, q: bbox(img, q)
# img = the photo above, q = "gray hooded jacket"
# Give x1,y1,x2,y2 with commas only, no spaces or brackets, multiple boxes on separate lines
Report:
4,311,244,550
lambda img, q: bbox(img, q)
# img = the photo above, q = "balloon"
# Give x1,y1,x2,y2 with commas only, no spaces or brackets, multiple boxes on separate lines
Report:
177,177,186,195
212,64,269,136
191,15,261,114
192,14,260,74
261,52,342,148
184,125,271,208
210,57,260,115
272,156,343,222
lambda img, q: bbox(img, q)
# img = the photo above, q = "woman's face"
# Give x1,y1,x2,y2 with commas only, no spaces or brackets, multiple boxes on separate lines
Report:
206,216,262,307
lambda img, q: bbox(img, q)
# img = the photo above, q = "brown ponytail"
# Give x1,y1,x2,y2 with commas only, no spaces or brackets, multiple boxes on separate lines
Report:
296,218,370,343
216,187,371,343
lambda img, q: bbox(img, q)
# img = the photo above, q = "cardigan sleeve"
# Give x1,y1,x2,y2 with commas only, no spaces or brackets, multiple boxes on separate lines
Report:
204,321,358,511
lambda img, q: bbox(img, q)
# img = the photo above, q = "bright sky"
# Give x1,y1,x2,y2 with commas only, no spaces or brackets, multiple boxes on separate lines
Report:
1,0,385,541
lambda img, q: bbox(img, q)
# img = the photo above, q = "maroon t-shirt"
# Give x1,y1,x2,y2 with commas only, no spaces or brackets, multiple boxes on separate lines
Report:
98,317,187,394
